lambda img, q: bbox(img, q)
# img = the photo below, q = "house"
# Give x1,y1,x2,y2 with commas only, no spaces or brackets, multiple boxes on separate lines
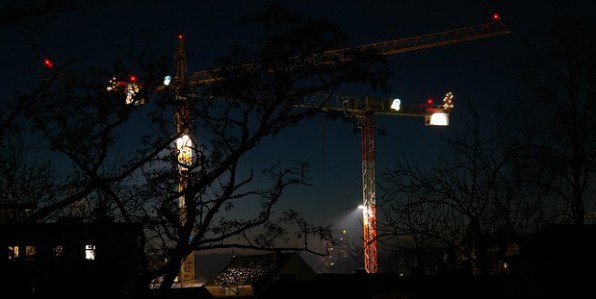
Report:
0,214,143,298
204,251,317,298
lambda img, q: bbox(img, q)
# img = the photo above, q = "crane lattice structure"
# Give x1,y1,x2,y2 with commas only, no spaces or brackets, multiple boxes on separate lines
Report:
139,18,510,283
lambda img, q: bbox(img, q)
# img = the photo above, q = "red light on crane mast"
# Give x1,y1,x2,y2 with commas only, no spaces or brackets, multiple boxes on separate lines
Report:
129,75,137,82
43,58,53,69
178,34,184,40
492,12,501,21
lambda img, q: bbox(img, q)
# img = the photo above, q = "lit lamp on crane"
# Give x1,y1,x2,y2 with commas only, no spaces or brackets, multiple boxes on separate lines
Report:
176,134,194,169
424,91,453,126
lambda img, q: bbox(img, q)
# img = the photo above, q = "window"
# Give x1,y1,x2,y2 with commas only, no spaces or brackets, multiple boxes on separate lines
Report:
25,246,36,261
85,244,96,260
8,245,19,260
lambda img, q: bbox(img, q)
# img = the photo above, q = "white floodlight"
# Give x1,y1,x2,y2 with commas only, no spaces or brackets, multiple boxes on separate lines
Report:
426,112,449,126
163,75,172,86
390,99,401,111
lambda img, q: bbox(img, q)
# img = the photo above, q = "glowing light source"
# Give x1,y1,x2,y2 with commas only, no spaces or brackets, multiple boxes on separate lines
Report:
43,58,53,69
390,98,401,111
443,91,454,110
492,12,501,21
163,75,172,86
426,98,434,105
125,82,139,105
427,112,449,126
358,204,365,210
85,244,96,260
129,75,137,82
176,134,193,168
178,34,184,40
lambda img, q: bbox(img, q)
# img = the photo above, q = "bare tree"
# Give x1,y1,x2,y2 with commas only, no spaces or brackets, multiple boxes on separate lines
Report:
505,15,596,225
378,105,540,275
13,2,389,294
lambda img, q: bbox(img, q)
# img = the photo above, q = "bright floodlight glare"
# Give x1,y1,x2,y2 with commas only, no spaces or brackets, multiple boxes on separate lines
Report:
391,99,401,111
429,112,449,126
163,75,172,86
358,204,365,210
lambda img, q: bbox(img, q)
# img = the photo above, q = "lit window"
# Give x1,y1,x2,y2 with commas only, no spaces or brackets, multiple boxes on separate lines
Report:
85,244,96,260
8,246,19,260
54,245,63,256
26,246,36,260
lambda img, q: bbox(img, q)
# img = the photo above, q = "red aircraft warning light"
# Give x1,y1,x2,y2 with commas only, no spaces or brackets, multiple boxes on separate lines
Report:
43,58,53,69
178,34,184,40
129,75,137,82
492,12,501,21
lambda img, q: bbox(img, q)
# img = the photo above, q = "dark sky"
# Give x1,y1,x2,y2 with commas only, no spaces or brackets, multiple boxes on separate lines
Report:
1,0,594,270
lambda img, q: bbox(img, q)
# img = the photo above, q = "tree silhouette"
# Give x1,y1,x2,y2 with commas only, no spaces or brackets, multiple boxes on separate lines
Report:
2,2,390,295
505,15,596,225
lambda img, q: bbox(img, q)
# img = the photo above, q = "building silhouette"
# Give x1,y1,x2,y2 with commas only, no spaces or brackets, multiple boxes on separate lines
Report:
0,204,143,298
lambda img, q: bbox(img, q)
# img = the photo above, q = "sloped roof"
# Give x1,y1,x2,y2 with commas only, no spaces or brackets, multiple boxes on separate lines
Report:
207,252,299,287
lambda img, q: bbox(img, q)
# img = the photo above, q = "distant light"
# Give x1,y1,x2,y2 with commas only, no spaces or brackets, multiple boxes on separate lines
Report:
443,91,454,110
43,58,53,69
163,75,172,86
390,98,401,111
85,244,96,260
492,12,501,21
129,75,137,82
342,229,347,234
428,112,449,126
426,98,434,105
178,34,184,40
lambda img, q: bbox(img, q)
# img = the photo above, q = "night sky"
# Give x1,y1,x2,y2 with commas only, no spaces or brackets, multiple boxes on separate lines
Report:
1,0,594,271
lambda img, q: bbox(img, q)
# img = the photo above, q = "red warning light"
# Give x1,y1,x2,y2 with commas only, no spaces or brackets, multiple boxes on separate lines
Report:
178,34,184,40
426,98,434,105
129,75,137,82
43,58,53,69
492,12,501,21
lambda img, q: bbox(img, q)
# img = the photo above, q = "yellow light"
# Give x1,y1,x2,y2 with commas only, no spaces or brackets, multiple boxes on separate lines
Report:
125,82,139,105
176,134,193,168
442,92,454,110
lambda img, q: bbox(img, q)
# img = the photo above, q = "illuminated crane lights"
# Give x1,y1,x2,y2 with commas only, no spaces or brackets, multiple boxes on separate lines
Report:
176,134,194,169
106,76,141,105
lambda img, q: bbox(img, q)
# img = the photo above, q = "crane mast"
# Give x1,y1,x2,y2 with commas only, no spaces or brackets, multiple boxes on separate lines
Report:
172,35,197,286
360,111,377,273
131,19,508,283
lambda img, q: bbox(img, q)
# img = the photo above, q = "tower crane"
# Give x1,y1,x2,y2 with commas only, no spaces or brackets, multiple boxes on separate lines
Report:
116,16,509,283
297,92,454,274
